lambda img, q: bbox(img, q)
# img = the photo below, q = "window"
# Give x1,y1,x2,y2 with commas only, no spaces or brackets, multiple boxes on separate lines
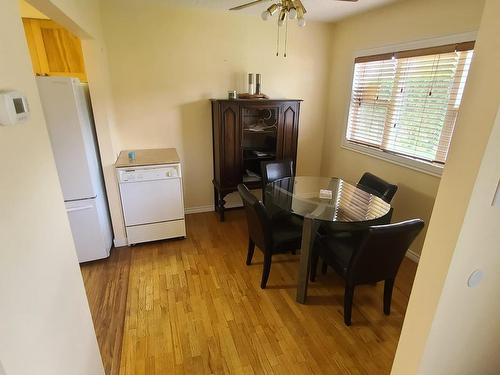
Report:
345,41,474,170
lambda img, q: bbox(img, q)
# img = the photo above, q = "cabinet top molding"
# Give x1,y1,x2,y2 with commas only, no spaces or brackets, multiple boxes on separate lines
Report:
210,98,303,102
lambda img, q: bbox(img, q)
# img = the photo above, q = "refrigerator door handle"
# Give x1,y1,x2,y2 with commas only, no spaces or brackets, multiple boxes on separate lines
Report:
67,205,94,213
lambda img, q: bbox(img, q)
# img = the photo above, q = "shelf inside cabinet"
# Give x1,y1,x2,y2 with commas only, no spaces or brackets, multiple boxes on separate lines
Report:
243,168,262,183
243,150,275,161
243,129,276,134
243,175,262,183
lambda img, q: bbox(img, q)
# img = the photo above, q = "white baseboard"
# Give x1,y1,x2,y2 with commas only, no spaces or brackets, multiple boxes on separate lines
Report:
184,205,214,214
114,204,245,247
406,249,420,263
184,202,243,214
116,213,421,264
113,237,128,247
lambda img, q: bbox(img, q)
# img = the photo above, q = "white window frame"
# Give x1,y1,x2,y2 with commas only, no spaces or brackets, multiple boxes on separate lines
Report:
341,32,477,177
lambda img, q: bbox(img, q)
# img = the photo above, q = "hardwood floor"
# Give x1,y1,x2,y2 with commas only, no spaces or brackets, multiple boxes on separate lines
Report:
81,210,418,375
81,244,132,375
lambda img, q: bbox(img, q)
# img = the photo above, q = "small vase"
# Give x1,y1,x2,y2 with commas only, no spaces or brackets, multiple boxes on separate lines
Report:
248,73,255,95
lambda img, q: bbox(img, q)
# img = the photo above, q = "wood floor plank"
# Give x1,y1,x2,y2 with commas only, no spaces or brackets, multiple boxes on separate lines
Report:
81,210,418,374
80,246,132,375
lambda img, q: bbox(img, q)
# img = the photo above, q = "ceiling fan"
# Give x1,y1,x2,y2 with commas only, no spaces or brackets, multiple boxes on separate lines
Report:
229,0,359,28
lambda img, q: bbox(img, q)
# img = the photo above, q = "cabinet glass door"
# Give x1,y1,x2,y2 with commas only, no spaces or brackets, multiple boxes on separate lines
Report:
241,106,279,183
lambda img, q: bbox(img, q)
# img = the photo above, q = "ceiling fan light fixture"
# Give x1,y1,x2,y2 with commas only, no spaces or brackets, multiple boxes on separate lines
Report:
230,0,360,56
268,3,279,15
278,8,288,26
296,5,306,27
261,3,279,21
296,5,304,18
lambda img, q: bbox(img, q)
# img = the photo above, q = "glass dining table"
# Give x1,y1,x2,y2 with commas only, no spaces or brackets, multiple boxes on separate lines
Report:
264,176,392,304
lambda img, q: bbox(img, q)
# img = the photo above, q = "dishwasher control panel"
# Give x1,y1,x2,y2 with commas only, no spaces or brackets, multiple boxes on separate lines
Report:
117,164,181,183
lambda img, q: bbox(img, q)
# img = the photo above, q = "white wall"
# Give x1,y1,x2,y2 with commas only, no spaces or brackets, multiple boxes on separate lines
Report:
392,0,500,372
0,0,104,374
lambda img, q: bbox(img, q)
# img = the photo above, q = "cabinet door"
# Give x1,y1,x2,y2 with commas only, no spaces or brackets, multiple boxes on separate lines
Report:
219,103,242,187
23,19,43,76
277,102,300,164
22,18,87,82
240,104,280,184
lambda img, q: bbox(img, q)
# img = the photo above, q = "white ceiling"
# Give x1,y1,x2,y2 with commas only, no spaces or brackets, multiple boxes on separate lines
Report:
163,0,398,22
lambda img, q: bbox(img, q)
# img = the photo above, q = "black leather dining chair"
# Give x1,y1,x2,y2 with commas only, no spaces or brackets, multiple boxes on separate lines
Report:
319,172,397,250
321,172,398,235
311,219,424,326
261,159,294,204
238,184,302,289
357,172,398,204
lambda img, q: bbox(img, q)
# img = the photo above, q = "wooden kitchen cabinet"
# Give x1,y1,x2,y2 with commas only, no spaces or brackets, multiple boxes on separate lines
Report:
211,99,301,221
22,18,87,82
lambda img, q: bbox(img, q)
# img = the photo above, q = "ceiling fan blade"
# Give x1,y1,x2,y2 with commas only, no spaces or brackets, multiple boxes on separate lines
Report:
229,0,269,11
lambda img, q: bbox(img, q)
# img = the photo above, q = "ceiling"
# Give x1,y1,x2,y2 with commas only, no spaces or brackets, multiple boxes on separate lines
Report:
162,0,398,22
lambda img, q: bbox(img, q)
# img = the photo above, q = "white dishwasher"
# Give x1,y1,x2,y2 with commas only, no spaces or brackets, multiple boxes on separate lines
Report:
117,163,186,245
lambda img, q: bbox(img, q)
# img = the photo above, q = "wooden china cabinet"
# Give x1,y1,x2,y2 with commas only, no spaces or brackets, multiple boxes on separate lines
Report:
211,99,302,221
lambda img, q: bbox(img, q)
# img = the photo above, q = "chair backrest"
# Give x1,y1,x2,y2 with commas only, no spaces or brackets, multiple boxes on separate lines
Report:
347,219,424,284
261,159,294,187
237,184,273,251
357,172,398,203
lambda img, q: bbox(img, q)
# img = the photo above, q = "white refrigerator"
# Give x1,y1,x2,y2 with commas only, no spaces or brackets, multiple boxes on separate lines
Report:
36,76,113,263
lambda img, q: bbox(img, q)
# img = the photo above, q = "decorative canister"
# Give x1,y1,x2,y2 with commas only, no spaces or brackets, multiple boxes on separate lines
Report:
256,74,262,95
248,73,255,95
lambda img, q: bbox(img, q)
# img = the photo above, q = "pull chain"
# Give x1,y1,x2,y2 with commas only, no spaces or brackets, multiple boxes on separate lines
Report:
284,16,288,58
276,18,280,56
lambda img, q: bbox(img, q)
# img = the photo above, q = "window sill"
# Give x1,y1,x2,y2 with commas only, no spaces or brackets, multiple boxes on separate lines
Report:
341,141,443,177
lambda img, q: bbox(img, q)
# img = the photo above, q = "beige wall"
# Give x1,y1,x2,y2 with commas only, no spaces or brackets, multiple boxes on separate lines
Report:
81,34,126,244
0,0,103,373
392,0,500,372
321,0,485,255
100,1,332,211
30,0,101,38
421,111,500,373
19,0,48,19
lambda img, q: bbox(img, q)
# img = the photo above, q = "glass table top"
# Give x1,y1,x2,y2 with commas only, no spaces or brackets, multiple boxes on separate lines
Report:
265,176,392,223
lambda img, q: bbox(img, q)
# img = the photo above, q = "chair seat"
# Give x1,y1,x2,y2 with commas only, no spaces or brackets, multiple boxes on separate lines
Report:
319,234,363,276
272,214,303,252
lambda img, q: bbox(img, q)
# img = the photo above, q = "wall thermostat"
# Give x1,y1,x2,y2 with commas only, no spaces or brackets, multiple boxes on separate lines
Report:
0,91,30,126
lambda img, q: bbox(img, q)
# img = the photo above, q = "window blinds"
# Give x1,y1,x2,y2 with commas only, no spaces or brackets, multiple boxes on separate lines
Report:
346,42,474,164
